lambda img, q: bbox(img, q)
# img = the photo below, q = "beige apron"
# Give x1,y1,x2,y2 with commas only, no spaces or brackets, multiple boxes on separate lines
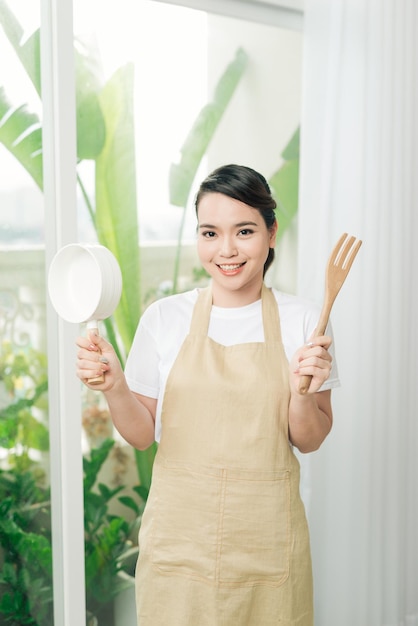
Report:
136,285,313,625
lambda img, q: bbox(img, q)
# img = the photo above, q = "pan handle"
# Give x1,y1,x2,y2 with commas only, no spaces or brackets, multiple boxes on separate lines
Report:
86,320,105,385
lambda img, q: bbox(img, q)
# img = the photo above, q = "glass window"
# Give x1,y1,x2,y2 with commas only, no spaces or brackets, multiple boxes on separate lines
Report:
0,1,54,624
0,1,43,246
73,0,302,300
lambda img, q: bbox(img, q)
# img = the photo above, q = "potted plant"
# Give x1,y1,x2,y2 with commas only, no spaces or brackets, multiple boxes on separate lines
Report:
0,341,146,625
0,438,145,626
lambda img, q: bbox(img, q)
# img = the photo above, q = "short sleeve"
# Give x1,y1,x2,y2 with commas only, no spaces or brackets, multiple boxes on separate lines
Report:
124,315,160,399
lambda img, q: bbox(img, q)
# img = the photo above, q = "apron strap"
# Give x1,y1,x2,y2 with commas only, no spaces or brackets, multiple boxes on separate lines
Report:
189,283,282,343
261,284,282,342
188,286,213,336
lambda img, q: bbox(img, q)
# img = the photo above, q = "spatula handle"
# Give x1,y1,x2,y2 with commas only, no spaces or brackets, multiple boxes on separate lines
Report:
298,307,331,395
86,320,105,385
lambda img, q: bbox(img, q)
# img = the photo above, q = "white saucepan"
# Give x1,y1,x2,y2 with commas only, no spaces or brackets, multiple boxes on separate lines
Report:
48,243,122,384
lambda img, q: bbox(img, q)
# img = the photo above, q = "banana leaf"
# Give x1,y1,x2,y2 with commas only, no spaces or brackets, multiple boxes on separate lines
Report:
74,38,106,160
169,47,249,292
0,1,106,164
0,88,43,188
95,63,141,355
169,47,248,208
0,0,41,94
268,126,300,241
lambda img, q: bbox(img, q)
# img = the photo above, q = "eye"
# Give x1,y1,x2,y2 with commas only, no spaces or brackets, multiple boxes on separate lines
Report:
238,228,254,236
201,230,216,238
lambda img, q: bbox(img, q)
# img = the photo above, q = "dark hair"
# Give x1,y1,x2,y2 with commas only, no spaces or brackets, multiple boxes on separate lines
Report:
195,164,277,276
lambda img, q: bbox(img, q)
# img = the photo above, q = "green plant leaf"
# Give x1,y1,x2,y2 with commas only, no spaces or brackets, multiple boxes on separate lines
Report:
0,0,41,94
0,3,106,162
84,495,108,531
0,419,18,449
268,127,300,241
0,88,43,189
132,484,149,502
133,445,156,493
95,63,141,353
98,482,124,503
83,438,114,492
169,46,248,208
74,37,106,160
0,380,49,451
169,47,249,294
281,125,299,161
269,160,299,239
118,495,140,515
0,562,17,585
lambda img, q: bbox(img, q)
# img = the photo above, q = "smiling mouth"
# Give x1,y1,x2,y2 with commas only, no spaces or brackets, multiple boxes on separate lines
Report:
217,262,246,271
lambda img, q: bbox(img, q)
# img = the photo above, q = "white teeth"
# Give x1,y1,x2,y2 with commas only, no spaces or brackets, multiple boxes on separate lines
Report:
219,264,242,270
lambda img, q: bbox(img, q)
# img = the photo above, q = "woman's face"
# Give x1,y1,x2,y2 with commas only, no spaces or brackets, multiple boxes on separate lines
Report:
196,192,277,306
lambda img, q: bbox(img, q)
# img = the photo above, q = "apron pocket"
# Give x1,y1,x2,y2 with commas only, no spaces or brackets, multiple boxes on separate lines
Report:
218,468,291,587
147,461,291,588
149,462,221,583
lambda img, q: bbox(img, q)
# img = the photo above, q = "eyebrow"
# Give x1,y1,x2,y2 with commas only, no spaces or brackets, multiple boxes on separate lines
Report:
198,221,259,230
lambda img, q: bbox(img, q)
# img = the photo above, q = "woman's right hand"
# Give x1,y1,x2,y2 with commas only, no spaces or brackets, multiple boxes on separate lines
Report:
76,331,124,392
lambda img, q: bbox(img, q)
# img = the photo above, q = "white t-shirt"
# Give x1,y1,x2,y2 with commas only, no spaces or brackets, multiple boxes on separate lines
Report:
125,288,340,442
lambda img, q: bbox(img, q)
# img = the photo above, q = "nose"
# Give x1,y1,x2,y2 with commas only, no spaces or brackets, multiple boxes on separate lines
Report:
219,236,237,258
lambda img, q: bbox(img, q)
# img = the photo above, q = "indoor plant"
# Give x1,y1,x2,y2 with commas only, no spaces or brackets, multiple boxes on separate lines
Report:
0,342,145,625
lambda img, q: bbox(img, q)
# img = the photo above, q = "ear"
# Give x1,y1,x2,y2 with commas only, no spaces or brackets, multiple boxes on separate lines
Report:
269,219,278,247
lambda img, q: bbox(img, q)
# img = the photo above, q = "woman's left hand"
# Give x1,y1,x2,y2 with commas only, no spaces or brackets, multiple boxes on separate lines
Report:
289,336,333,394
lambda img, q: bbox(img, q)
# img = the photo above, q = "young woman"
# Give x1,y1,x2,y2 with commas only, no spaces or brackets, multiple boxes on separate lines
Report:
76,164,339,626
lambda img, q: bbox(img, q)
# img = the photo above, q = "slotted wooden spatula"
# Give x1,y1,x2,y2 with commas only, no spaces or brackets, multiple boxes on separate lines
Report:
299,232,362,394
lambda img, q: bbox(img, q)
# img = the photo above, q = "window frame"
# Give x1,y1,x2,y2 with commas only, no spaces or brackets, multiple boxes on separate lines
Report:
151,0,304,30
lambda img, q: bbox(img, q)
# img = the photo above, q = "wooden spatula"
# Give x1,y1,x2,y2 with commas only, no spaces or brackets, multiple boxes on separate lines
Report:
299,232,362,394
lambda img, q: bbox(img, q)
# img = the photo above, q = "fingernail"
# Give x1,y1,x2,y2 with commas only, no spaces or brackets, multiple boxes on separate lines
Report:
99,356,109,364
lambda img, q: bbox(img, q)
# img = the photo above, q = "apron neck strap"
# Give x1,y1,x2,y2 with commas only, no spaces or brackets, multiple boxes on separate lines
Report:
189,283,282,342
261,284,282,342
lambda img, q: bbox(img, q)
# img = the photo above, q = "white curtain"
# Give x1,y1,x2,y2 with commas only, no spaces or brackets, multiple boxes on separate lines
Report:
297,0,418,624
